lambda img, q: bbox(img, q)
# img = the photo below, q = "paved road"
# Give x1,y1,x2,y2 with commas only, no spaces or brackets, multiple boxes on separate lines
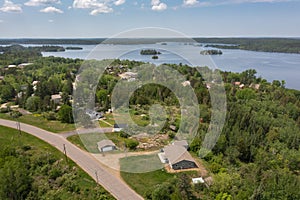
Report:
0,119,143,200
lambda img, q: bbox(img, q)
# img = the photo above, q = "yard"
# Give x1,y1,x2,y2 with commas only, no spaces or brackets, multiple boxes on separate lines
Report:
67,132,129,153
120,154,164,173
120,168,199,197
0,113,75,133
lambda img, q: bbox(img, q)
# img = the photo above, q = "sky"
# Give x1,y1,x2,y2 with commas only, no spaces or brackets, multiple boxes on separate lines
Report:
0,0,299,38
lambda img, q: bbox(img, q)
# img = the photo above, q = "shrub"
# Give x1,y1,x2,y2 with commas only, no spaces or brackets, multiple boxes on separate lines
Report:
125,139,139,150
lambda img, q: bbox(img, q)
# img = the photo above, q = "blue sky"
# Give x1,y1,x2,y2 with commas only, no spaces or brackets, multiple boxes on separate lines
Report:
0,0,299,38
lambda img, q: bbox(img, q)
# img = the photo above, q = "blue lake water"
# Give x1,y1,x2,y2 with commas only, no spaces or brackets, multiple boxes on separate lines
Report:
41,43,300,90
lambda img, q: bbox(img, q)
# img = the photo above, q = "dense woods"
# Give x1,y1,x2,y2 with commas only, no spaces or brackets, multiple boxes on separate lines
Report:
0,126,115,200
0,45,299,199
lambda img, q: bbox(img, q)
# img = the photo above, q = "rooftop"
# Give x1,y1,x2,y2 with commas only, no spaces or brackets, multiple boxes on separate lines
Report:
164,145,195,165
97,139,116,149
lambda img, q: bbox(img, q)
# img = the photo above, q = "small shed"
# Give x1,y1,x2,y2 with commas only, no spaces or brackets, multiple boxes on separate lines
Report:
169,125,177,131
113,124,128,132
192,177,205,184
97,139,116,152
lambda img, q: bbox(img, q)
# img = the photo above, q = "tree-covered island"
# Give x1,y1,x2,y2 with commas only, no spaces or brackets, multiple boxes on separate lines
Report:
200,49,223,55
140,49,161,55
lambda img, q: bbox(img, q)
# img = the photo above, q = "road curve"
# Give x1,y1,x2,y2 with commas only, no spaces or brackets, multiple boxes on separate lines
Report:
0,119,143,200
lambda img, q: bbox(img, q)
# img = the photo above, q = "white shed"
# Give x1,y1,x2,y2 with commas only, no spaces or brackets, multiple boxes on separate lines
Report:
97,139,116,152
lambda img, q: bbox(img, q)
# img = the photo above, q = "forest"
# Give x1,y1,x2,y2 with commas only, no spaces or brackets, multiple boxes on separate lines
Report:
0,45,299,199
0,125,115,200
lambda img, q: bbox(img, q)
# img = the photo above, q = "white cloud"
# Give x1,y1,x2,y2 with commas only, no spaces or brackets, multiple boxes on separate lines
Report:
114,0,125,6
0,19,4,23
151,0,167,11
73,0,114,15
25,0,61,7
0,0,22,13
40,6,63,13
187,0,293,7
48,19,54,22
183,0,199,6
90,6,113,15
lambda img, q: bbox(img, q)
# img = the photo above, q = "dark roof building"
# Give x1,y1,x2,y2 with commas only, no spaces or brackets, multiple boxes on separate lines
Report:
163,145,197,170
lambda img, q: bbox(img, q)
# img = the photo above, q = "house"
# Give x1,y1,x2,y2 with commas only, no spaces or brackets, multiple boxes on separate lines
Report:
206,83,211,89
8,64,16,68
172,140,189,149
182,81,191,87
239,84,245,89
113,123,128,132
97,139,116,152
234,81,241,86
0,76,4,81
32,81,39,91
18,63,33,68
51,94,62,104
86,109,103,120
250,83,260,90
119,72,137,80
169,125,177,131
162,145,198,170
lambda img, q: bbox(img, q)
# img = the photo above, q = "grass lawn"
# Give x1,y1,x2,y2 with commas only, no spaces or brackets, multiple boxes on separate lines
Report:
67,132,107,153
67,134,88,151
104,111,150,127
121,168,199,197
0,125,114,199
0,113,75,133
67,132,128,153
120,154,164,173
120,169,174,197
99,119,113,127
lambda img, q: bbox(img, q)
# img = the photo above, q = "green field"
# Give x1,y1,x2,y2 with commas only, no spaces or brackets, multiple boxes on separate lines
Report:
0,125,114,199
120,154,164,173
67,132,107,153
120,169,174,197
120,168,199,198
0,113,75,133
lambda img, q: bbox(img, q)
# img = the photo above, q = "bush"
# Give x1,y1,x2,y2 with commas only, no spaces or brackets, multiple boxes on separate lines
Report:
10,110,22,118
0,107,9,113
43,111,57,120
167,131,175,139
125,139,139,150
58,105,73,123
119,131,129,138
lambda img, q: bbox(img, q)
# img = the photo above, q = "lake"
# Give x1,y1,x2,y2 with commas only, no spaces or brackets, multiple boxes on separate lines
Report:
41,43,300,90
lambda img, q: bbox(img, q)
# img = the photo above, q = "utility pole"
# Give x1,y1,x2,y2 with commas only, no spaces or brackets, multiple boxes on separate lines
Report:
10,109,21,136
95,170,99,184
63,144,68,163
16,118,21,135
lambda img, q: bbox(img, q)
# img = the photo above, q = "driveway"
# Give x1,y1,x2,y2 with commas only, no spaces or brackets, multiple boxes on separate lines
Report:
0,119,143,200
